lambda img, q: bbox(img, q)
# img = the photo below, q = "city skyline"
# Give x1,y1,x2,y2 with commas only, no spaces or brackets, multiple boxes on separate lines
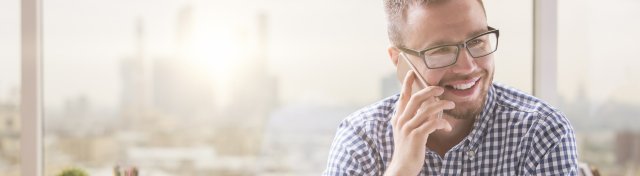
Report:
2,0,640,110
2,0,640,175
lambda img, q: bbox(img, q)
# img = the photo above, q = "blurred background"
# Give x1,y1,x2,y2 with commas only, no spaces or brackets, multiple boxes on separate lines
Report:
1,0,639,175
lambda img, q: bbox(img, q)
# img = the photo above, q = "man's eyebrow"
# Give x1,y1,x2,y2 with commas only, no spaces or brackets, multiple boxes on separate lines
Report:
422,28,489,50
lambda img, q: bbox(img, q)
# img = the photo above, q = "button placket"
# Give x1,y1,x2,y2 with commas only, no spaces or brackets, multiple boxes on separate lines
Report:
466,149,476,161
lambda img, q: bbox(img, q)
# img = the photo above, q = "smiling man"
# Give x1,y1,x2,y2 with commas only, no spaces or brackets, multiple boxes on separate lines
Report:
323,0,578,175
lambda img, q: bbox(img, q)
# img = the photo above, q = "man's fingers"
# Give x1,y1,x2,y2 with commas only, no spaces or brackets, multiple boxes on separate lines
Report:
398,70,415,113
398,86,444,125
403,100,455,131
414,118,453,138
393,70,415,126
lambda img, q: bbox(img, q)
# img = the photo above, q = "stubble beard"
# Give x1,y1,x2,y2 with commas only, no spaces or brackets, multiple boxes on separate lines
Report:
444,71,494,120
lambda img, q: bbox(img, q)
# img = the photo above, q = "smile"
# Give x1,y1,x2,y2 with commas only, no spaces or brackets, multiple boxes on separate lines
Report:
445,77,480,90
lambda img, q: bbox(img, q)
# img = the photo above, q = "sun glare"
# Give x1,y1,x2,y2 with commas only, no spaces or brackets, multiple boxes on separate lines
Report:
179,6,257,107
193,29,239,78
188,24,244,106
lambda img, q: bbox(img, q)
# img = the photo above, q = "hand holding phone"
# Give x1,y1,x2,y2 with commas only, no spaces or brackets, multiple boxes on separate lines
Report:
397,52,444,118
384,51,455,176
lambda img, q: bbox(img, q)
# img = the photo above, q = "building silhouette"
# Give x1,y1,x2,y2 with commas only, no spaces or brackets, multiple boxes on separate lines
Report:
0,88,19,171
120,18,154,130
214,12,278,156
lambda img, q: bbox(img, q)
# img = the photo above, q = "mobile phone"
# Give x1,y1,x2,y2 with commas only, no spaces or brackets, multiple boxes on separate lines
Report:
397,52,429,88
397,52,443,118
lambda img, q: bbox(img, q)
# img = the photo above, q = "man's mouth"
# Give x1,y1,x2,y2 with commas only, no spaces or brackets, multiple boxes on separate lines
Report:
443,77,481,90
440,76,482,99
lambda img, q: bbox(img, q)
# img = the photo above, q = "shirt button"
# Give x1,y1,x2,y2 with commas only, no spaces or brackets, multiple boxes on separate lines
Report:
467,150,476,160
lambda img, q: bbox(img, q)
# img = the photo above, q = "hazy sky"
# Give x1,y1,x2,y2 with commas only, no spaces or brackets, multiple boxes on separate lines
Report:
1,0,639,109
0,0,19,102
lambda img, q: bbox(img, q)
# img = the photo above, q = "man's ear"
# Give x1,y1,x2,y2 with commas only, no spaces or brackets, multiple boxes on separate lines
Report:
388,46,400,67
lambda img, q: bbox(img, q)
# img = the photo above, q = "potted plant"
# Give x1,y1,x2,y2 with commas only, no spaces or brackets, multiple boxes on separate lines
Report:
56,167,89,176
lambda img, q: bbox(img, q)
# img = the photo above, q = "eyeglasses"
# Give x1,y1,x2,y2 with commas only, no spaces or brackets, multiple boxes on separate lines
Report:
397,26,500,69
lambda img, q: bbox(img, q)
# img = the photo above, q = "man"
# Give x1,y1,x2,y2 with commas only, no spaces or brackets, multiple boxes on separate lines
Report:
323,0,578,175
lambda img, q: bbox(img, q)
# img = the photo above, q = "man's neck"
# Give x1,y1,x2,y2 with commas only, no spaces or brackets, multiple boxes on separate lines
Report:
426,116,476,157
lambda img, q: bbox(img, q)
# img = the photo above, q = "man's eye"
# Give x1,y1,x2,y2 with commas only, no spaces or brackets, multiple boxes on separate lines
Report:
431,47,452,55
468,39,485,47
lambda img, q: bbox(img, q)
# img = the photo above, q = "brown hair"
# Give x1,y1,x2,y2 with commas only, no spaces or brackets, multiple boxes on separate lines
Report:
383,0,486,46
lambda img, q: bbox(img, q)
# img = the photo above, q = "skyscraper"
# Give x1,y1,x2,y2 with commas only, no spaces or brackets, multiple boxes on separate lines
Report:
120,18,154,129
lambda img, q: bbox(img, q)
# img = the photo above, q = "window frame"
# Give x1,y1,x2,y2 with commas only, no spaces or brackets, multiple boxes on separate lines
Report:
533,0,558,105
21,0,43,175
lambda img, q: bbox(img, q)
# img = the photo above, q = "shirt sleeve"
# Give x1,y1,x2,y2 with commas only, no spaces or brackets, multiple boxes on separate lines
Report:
530,113,580,175
323,119,382,176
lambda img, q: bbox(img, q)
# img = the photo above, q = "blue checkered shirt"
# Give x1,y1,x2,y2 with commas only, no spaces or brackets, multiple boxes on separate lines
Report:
324,83,578,175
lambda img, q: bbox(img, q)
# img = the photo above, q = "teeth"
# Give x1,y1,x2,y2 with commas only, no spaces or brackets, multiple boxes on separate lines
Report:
451,80,476,90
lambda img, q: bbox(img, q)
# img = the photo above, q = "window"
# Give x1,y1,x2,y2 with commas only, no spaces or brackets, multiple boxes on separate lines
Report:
558,0,640,174
484,0,533,93
41,0,534,175
0,0,21,176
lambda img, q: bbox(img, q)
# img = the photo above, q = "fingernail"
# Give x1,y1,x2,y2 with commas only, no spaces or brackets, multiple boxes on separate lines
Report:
445,101,455,109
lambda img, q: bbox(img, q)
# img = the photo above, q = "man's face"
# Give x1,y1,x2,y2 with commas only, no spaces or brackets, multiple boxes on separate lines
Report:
394,0,494,119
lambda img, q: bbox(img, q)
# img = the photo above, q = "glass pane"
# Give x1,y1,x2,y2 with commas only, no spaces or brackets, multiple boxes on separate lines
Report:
484,0,533,93
559,0,640,174
43,0,534,175
43,0,382,175
0,0,21,175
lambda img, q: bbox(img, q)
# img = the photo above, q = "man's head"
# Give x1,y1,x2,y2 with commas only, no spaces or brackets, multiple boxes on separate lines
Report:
384,0,495,120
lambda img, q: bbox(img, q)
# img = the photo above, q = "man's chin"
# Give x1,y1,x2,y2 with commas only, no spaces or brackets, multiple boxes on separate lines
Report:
444,92,486,119
445,106,481,120
445,79,492,119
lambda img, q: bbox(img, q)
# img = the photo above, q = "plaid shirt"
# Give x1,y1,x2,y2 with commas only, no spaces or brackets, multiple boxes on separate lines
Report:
324,83,578,175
